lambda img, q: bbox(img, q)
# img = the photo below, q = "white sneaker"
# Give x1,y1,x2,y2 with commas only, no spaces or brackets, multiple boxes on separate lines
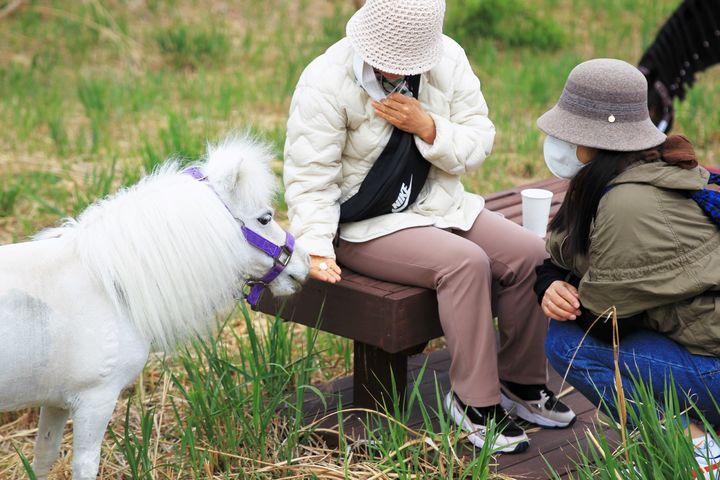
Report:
500,383,576,428
693,434,720,479
444,392,530,454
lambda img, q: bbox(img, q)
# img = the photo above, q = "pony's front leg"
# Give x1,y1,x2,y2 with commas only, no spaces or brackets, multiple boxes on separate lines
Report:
70,391,119,480
32,406,70,479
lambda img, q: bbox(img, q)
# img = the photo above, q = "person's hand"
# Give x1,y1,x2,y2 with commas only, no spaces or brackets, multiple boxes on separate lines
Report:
542,280,582,321
309,255,342,283
372,93,436,144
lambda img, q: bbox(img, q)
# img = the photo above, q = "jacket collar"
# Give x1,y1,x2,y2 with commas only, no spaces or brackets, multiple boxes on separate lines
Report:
610,161,709,191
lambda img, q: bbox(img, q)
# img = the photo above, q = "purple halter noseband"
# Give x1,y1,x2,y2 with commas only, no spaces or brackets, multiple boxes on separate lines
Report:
184,167,295,308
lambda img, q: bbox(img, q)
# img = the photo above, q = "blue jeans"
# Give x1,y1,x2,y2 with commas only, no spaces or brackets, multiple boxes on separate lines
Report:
545,320,720,426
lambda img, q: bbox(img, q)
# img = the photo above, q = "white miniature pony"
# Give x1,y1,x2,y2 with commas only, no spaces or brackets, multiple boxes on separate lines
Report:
0,136,309,479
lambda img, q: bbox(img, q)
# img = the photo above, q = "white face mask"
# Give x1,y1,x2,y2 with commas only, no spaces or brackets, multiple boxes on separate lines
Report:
353,53,392,102
543,135,584,179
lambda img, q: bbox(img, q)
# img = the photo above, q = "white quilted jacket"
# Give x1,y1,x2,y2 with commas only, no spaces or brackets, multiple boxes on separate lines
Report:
283,36,496,258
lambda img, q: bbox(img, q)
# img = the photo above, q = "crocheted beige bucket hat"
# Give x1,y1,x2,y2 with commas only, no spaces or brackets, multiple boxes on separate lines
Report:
346,0,445,76
538,58,666,152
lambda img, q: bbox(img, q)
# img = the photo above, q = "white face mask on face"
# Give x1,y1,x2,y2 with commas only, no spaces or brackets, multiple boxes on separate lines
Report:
353,53,388,102
543,135,584,179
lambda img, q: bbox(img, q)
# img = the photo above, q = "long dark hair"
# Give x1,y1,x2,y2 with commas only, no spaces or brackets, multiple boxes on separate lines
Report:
549,149,656,258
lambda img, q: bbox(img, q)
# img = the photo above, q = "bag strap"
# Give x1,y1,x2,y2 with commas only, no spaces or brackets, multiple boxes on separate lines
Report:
338,74,426,223
406,74,420,98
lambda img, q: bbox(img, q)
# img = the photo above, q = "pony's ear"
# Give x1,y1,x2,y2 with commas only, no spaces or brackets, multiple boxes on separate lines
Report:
204,134,278,209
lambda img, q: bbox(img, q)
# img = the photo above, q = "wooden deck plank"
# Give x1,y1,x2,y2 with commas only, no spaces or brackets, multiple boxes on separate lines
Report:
301,348,610,479
408,348,450,370
498,411,598,469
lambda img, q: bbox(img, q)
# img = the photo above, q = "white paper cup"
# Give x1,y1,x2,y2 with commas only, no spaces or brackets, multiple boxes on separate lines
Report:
521,188,553,237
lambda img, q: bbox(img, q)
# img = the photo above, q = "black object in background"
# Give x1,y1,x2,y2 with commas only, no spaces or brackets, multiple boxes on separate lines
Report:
639,0,720,133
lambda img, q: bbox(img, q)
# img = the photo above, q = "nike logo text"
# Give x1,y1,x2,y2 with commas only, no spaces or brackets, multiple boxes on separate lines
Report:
391,175,413,213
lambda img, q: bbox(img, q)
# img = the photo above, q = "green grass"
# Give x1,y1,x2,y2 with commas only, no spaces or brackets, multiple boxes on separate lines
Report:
97,306,501,478
2,0,720,478
0,183,20,217
155,25,231,70
547,375,720,479
446,0,567,50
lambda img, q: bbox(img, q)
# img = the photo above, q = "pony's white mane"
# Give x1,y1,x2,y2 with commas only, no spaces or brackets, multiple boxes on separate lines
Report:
203,136,278,211
47,136,276,350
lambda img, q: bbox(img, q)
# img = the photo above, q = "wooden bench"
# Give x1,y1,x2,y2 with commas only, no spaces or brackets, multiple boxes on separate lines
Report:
257,178,568,409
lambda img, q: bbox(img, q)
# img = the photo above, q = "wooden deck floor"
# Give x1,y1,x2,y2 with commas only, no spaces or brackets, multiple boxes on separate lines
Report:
296,177,608,478
302,348,611,479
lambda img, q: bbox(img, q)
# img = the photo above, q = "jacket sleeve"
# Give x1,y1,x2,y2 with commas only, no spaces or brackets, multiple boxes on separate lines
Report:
539,243,645,342
414,48,495,175
534,258,573,304
283,83,346,259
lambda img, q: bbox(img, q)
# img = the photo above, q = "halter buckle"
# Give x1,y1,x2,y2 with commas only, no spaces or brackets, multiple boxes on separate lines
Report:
276,245,293,267
242,280,264,298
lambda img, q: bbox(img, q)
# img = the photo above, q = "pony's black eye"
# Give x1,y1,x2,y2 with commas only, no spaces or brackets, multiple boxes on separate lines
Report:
258,213,272,225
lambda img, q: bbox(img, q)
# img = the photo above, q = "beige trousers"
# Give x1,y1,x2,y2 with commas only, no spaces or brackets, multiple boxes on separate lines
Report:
336,209,549,407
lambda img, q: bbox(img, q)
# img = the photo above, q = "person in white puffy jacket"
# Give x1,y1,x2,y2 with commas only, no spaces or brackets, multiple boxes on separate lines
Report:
283,0,576,453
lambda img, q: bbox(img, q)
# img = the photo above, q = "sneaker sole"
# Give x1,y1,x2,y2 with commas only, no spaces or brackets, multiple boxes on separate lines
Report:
692,463,719,479
692,456,720,479
500,393,576,429
444,394,530,454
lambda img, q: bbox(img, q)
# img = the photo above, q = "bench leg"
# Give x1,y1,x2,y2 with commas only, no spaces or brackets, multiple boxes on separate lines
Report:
353,341,407,410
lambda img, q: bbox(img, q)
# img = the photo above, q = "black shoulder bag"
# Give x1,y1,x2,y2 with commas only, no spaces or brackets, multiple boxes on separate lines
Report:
339,74,431,223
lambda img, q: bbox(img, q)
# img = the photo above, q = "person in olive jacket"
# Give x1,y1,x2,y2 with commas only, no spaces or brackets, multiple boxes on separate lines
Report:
535,58,720,473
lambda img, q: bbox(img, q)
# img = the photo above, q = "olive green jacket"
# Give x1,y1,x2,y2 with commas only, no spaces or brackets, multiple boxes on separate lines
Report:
547,161,720,356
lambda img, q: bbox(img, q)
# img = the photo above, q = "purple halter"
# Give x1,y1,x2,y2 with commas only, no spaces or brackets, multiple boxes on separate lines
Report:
184,167,295,308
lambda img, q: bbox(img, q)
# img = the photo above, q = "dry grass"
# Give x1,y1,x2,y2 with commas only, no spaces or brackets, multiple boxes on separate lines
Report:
0,313,347,479
2,0,720,478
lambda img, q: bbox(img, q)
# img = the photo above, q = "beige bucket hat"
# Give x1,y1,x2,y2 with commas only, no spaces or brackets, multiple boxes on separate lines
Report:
346,0,445,76
538,58,666,152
